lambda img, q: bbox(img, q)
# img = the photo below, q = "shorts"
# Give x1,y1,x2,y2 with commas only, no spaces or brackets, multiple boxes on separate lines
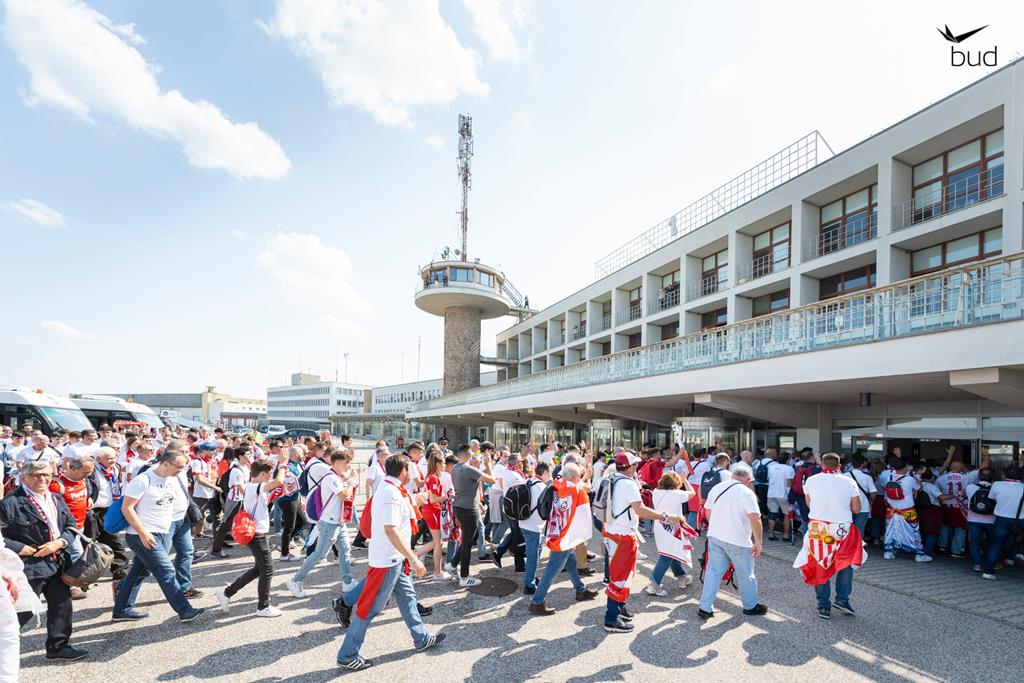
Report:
767,497,788,519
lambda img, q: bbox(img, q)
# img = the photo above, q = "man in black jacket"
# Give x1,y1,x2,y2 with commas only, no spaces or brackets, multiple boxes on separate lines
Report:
0,460,87,661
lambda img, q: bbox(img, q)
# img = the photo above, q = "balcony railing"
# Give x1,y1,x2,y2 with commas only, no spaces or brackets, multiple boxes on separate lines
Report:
688,275,728,300
802,214,877,262
595,313,612,333
649,287,681,315
619,301,642,325
737,254,790,284
569,326,587,342
893,166,1005,230
410,253,1024,412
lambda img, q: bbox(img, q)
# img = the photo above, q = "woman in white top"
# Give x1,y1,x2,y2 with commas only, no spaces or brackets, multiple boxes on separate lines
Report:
0,527,23,683
216,453,287,617
645,471,696,596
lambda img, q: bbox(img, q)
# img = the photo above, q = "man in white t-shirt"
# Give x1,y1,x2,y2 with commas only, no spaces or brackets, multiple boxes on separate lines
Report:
766,455,795,541
795,454,862,619
965,467,996,572
601,452,683,634
15,434,61,479
982,465,1024,579
211,448,252,558
492,452,527,571
846,454,877,536
935,446,986,558
335,453,444,671
877,457,925,560
487,446,509,547
189,445,221,537
112,450,203,623
125,442,156,481
697,464,765,620
62,429,99,462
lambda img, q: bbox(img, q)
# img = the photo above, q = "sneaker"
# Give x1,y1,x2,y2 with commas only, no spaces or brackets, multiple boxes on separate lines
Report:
183,588,204,599
111,609,147,621
70,586,86,601
915,554,933,563
342,580,359,593
781,536,793,543
459,577,481,588
981,573,996,580
432,571,454,582
286,578,306,598
179,607,204,623
743,604,768,616
216,587,230,613
280,553,300,562
209,550,229,560
414,632,446,652
337,656,372,671
523,585,536,596
677,575,693,590
619,605,634,621
883,551,895,560
256,605,283,618
950,553,965,559
578,567,596,577
417,602,433,617
491,553,503,569
817,607,831,619
477,554,492,562
575,588,599,601
604,619,634,633
972,564,982,572
832,601,855,616
636,551,647,560
332,597,353,628
696,608,714,620
586,551,597,560
1003,558,1016,567
528,602,555,616
644,582,668,597
1015,553,1024,565
45,646,89,661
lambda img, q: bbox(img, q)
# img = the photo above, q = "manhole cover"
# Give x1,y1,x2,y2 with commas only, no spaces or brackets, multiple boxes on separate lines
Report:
466,576,519,597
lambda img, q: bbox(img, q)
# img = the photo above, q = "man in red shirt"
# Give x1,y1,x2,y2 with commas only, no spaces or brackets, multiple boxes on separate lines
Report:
637,448,666,489
49,456,93,598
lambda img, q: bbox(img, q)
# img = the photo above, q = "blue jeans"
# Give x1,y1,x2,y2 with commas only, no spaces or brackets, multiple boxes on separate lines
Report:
476,520,487,558
490,507,509,549
968,521,993,567
698,537,759,612
168,517,195,592
337,563,429,662
521,529,541,589
686,511,698,528
853,512,869,537
593,518,609,582
531,547,585,604
813,565,853,609
922,533,938,556
983,516,1019,573
294,520,353,584
938,523,966,555
651,555,686,585
115,532,193,615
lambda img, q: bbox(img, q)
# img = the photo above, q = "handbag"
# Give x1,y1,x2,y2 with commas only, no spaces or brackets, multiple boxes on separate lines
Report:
231,484,260,546
61,530,114,590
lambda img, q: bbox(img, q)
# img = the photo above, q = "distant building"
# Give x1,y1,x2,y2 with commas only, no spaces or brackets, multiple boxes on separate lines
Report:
370,373,496,414
105,386,266,428
266,374,369,427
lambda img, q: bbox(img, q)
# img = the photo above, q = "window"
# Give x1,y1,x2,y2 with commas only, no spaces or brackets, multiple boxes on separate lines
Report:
661,270,680,288
700,307,727,330
656,271,681,311
476,270,494,287
451,268,473,282
752,289,790,317
700,249,729,296
910,227,1002,276
751,222,790,278
819,186,878,255
661,321,679,340
911,129,1004,222
627,287,642,320
820,265,877,299
601,341,611,356
627,332,642,349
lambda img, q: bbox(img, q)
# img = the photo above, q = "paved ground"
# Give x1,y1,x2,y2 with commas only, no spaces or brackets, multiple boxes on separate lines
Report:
18,529,1023,682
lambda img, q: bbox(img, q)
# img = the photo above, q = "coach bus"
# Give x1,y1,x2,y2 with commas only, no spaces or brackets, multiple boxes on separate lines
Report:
0,385,93,437
70,394,165,432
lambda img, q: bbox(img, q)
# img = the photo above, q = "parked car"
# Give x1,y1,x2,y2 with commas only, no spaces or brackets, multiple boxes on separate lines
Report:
274,428,319,441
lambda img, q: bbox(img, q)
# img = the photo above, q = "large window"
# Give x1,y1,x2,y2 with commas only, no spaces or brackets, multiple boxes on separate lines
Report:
476,270,495,287
627,287,642,321
700,249,729,296
655,270,681,311
910,227,1002,276
752,289,790,317
820,265,877,300
912,129,1004,223
628,332,642,349
819,185,878,255
751,223,790,278
451,267,473,282
600,300,612,330
661,321,679,340
700,307,727,330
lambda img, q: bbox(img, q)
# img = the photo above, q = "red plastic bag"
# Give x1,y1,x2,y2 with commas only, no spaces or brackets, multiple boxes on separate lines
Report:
231,509,256,546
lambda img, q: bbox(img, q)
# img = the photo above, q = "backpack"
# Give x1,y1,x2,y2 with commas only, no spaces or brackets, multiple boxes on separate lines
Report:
968,484,996,515
102,497,129,534
754,460,770,486
792,464,819,496
503,481,540,521
535,483,556,521
884,475,907,501
700,468,722,500
217,466,234,503
305,474,337,522
591,474,633,524
231,485,260,546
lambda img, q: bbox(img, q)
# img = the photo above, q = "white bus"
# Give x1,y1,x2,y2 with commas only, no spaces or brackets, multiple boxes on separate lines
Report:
0,385,93,437
70,395,165,432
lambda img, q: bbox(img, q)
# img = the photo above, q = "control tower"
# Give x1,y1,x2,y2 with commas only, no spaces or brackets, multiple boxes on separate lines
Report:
415,114,533,395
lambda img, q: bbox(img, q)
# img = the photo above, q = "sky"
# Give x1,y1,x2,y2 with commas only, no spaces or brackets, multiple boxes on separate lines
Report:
1,0,1022,399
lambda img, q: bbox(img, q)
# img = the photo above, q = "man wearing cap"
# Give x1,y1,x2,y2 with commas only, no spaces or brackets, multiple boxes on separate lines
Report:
600,452,684,633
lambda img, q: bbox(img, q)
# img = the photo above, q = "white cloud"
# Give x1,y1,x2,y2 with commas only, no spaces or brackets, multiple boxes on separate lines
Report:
3,0,291,179
256,233,372,333
462,0,531,61
230,228,245,238
263,0,489,127
3,198,66,226
425,135,444,147
41,320,93,340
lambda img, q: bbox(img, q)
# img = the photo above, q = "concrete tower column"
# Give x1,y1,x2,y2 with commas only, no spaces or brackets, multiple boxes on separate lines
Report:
444,305,482,395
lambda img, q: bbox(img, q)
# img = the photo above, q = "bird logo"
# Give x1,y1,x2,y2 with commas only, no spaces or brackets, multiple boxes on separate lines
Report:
937,24,988,44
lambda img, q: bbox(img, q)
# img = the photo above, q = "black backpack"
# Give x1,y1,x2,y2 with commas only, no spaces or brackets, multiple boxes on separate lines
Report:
754,460,770,486
535,483,556,520
700,468,722,500
217,466,234,503
503,480,541,521
969,484,996,515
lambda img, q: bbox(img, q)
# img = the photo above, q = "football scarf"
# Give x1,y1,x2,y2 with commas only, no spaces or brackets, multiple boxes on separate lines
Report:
884,505,924,553
602,530,638,603
794,519,865,585
545,479,593,553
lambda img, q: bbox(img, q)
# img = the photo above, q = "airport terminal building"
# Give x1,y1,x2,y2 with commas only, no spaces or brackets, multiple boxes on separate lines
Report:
408,61,1024,469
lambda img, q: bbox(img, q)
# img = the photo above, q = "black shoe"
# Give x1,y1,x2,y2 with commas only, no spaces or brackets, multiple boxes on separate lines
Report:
111,609,147,621
743,604,768,616
332,597,352,629
477,554,492,562
337,656,372,671
492,553,502,569
697,608,714,620
46,646,88,661
818,607,831,620
832,601,856,616
352,540,368,549
586,551,597,560
209,550,228,559
179,607,204,623
578,567,596,577
768,534,778,541
604,619,634,633
619,605,634,621
415,632,446,652
523,585,536,595
417,602,433,617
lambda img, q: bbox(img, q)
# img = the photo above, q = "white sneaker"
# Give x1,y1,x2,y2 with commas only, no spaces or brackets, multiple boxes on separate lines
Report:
286,578,306,598
216,586,230,613
1003,558,1016,567
445,563,458,575
981,573,996,580
280,554,299,562
644,582,668,597
256,605,283,618
677,575,694,590
915,554,933,563
883,552,895,560
342,580,358,593
432,571,454,581
637,551,647,560
459,577,481,588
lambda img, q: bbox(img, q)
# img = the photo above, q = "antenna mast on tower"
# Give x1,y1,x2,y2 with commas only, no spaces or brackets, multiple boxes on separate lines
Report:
457,114,473,262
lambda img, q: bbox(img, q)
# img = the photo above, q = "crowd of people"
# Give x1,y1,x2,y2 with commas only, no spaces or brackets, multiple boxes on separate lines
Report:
1,422,1023,677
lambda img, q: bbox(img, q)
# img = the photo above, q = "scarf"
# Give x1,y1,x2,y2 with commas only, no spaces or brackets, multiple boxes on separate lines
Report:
100,463,122,499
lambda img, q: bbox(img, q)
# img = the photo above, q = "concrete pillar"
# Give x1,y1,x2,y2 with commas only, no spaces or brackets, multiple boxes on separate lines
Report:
443,305,481,395
727,291,751,324
791,273,820,307
613,287,629,327
682,254,701,303
682,311,701,334
795,404,833,454
886,159,912,234
790,200,818,265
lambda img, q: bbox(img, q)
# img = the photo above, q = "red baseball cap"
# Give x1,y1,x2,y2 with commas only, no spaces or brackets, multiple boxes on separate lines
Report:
614,452,640,469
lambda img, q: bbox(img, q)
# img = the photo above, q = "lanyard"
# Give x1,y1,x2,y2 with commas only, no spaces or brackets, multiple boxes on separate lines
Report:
23,487,56,542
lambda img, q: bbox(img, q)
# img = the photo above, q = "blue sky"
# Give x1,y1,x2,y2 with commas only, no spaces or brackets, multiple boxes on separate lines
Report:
1,0,1021,398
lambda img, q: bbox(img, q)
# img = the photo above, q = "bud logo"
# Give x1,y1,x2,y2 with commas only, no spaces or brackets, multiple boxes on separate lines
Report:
938,24,997,67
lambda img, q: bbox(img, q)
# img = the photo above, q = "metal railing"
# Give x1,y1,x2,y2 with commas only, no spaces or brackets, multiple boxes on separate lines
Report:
619,302,642,325
569,326,587,342
594,131,832,279
595,313,612,333
688,275,728,300
892,167,1004,230
417,278,500,295
802,214,877,262
409,253,1024,412
649,287,681,315
737,253,790,284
